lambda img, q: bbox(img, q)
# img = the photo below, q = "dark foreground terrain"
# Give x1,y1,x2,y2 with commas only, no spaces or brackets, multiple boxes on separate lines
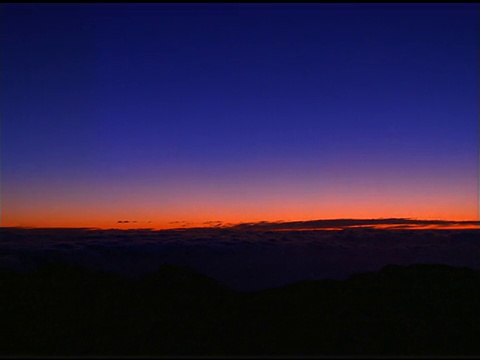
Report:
1,262,480,356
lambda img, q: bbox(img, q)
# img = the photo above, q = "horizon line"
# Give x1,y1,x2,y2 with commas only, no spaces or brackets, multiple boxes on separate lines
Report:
1,217,479,232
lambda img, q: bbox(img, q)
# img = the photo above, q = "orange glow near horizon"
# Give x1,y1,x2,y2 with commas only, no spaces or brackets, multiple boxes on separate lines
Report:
2,211,478,231
1,222,478,231
2,191,477,230
2,161,477,230
2,196,478,230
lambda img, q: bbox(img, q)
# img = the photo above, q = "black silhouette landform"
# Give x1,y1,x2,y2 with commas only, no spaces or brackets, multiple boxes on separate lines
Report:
1,261,480,356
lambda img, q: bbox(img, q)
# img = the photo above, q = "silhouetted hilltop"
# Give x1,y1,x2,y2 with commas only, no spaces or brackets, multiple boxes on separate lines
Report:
1,262,480,356
139,263,233,297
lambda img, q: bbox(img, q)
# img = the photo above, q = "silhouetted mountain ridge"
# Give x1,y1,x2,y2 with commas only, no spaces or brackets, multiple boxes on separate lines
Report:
1,261,480,355
139,263,232,295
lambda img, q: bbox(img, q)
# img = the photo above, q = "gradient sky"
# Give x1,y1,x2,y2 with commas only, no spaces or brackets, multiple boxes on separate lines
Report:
1,4,478,229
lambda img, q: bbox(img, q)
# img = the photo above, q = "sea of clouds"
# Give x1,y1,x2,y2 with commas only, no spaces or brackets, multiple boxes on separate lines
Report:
1,224,479,291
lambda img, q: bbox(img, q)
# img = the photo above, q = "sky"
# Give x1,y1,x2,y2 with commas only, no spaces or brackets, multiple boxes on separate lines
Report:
1,4,478,229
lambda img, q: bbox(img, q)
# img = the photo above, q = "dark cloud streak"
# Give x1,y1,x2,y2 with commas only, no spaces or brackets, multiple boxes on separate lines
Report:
226,218,480,231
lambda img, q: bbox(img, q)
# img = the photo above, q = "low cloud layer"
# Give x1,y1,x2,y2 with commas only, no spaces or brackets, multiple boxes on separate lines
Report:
0,224,479,291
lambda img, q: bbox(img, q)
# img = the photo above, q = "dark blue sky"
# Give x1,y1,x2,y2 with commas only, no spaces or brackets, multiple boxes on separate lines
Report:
1,4,478,228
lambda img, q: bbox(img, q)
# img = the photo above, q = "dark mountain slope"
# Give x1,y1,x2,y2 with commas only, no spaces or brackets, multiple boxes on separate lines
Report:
1,262,479,356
